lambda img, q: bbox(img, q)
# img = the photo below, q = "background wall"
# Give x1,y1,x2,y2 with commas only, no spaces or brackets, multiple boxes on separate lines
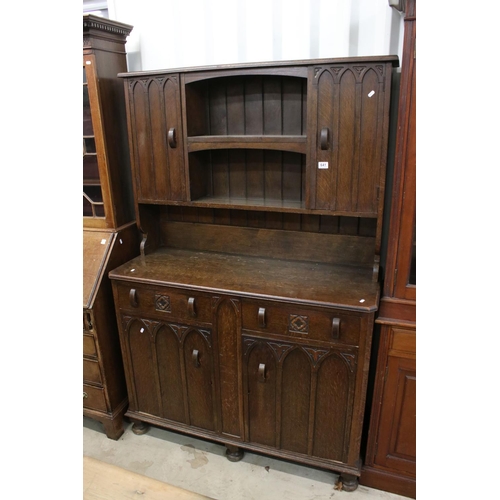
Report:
106,0,404,72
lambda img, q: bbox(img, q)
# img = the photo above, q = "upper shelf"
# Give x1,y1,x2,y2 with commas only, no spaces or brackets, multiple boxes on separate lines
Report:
187,135,307,154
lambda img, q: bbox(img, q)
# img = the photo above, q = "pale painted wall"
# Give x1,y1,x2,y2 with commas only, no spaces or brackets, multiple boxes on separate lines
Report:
107,0,404,72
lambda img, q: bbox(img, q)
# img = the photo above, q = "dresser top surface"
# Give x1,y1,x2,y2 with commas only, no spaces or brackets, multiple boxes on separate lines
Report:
109,248,379,312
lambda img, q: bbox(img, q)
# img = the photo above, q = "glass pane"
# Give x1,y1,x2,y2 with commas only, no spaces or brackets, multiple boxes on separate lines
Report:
83,85,93,136
83,154,100,182
83,137,96,154
83,66,87,84
409,219,416,285
83,186,105,218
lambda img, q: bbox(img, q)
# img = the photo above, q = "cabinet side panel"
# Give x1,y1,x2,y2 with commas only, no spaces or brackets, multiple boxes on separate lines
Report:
280,348,311,454
312,354,350,462
216,299,242,438
156,325,186,423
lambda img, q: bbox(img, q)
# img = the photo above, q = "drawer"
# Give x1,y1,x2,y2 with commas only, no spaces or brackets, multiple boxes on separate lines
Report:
241,299,361,345
83,333,97,358
83,358,102,385
114,283,212,324
83,384,107,412
389,327,416,358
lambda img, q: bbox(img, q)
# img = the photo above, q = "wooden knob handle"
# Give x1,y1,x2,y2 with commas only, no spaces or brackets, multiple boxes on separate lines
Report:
129,289,138,307
331,317,340,338
168,127,177,148
258,307,266,328
188,297,196,317
258,363,266,382
192,349,200,368
320,127,329,150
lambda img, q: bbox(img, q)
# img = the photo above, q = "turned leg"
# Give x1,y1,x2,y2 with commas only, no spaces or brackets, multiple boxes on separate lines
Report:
131,420,150,435
339,473,358,492
102,416,124,440
225,444,244,462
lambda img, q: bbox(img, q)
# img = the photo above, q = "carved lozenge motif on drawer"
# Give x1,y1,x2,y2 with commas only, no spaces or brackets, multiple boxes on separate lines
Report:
241,300,361,345
114,283,212,324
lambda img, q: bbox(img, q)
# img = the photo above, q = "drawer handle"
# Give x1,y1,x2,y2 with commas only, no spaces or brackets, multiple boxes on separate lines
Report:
192,349,200,368
83,392,88,399
320,127,330,150
258,307,266,328
188,297,196,317
129,289,138,307
258,363,266,383
332,317,341,338
168,127,177,148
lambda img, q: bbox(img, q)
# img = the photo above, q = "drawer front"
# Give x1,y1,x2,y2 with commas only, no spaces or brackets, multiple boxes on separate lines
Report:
241,299,361,345
83,384,107,412
114,283,212,324
83,333,97,358
83,358,102,385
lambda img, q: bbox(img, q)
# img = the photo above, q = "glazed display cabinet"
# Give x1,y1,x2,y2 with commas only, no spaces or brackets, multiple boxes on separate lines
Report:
360,1,416,497
83,14,139,439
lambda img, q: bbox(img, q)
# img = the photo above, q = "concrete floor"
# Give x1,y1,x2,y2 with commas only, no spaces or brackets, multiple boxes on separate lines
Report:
83,416,409,500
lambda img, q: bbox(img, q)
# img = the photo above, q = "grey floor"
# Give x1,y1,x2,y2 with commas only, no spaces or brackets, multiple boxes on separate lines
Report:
83,416,409,500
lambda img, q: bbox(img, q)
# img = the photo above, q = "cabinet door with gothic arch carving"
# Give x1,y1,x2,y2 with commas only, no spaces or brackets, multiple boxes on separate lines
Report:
125,75,186,202
242,336,357,464
119,315,216,432
308,62,393,217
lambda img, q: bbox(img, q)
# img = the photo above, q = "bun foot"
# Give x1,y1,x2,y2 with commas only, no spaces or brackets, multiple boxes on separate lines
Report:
131,421,150,435
225,445,244,462
339,473,358,492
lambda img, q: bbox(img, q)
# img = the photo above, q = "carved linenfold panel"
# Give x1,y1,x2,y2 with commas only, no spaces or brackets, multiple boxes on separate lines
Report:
155,294,171,312
289,314,309,334
303,347,329,367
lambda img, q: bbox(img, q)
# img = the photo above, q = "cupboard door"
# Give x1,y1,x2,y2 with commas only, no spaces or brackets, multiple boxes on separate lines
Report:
126,75,186,202
374,329,416,474
309,63,391,215
243,336,357,463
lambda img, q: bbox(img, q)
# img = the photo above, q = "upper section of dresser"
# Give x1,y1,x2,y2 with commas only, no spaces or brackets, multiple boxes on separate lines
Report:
116,56,398,278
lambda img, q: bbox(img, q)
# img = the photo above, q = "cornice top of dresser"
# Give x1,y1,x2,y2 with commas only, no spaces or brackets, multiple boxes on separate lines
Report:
118,55,399,78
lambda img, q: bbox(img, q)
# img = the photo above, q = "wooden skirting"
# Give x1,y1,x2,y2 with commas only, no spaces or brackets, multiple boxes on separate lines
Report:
83,456,214,500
